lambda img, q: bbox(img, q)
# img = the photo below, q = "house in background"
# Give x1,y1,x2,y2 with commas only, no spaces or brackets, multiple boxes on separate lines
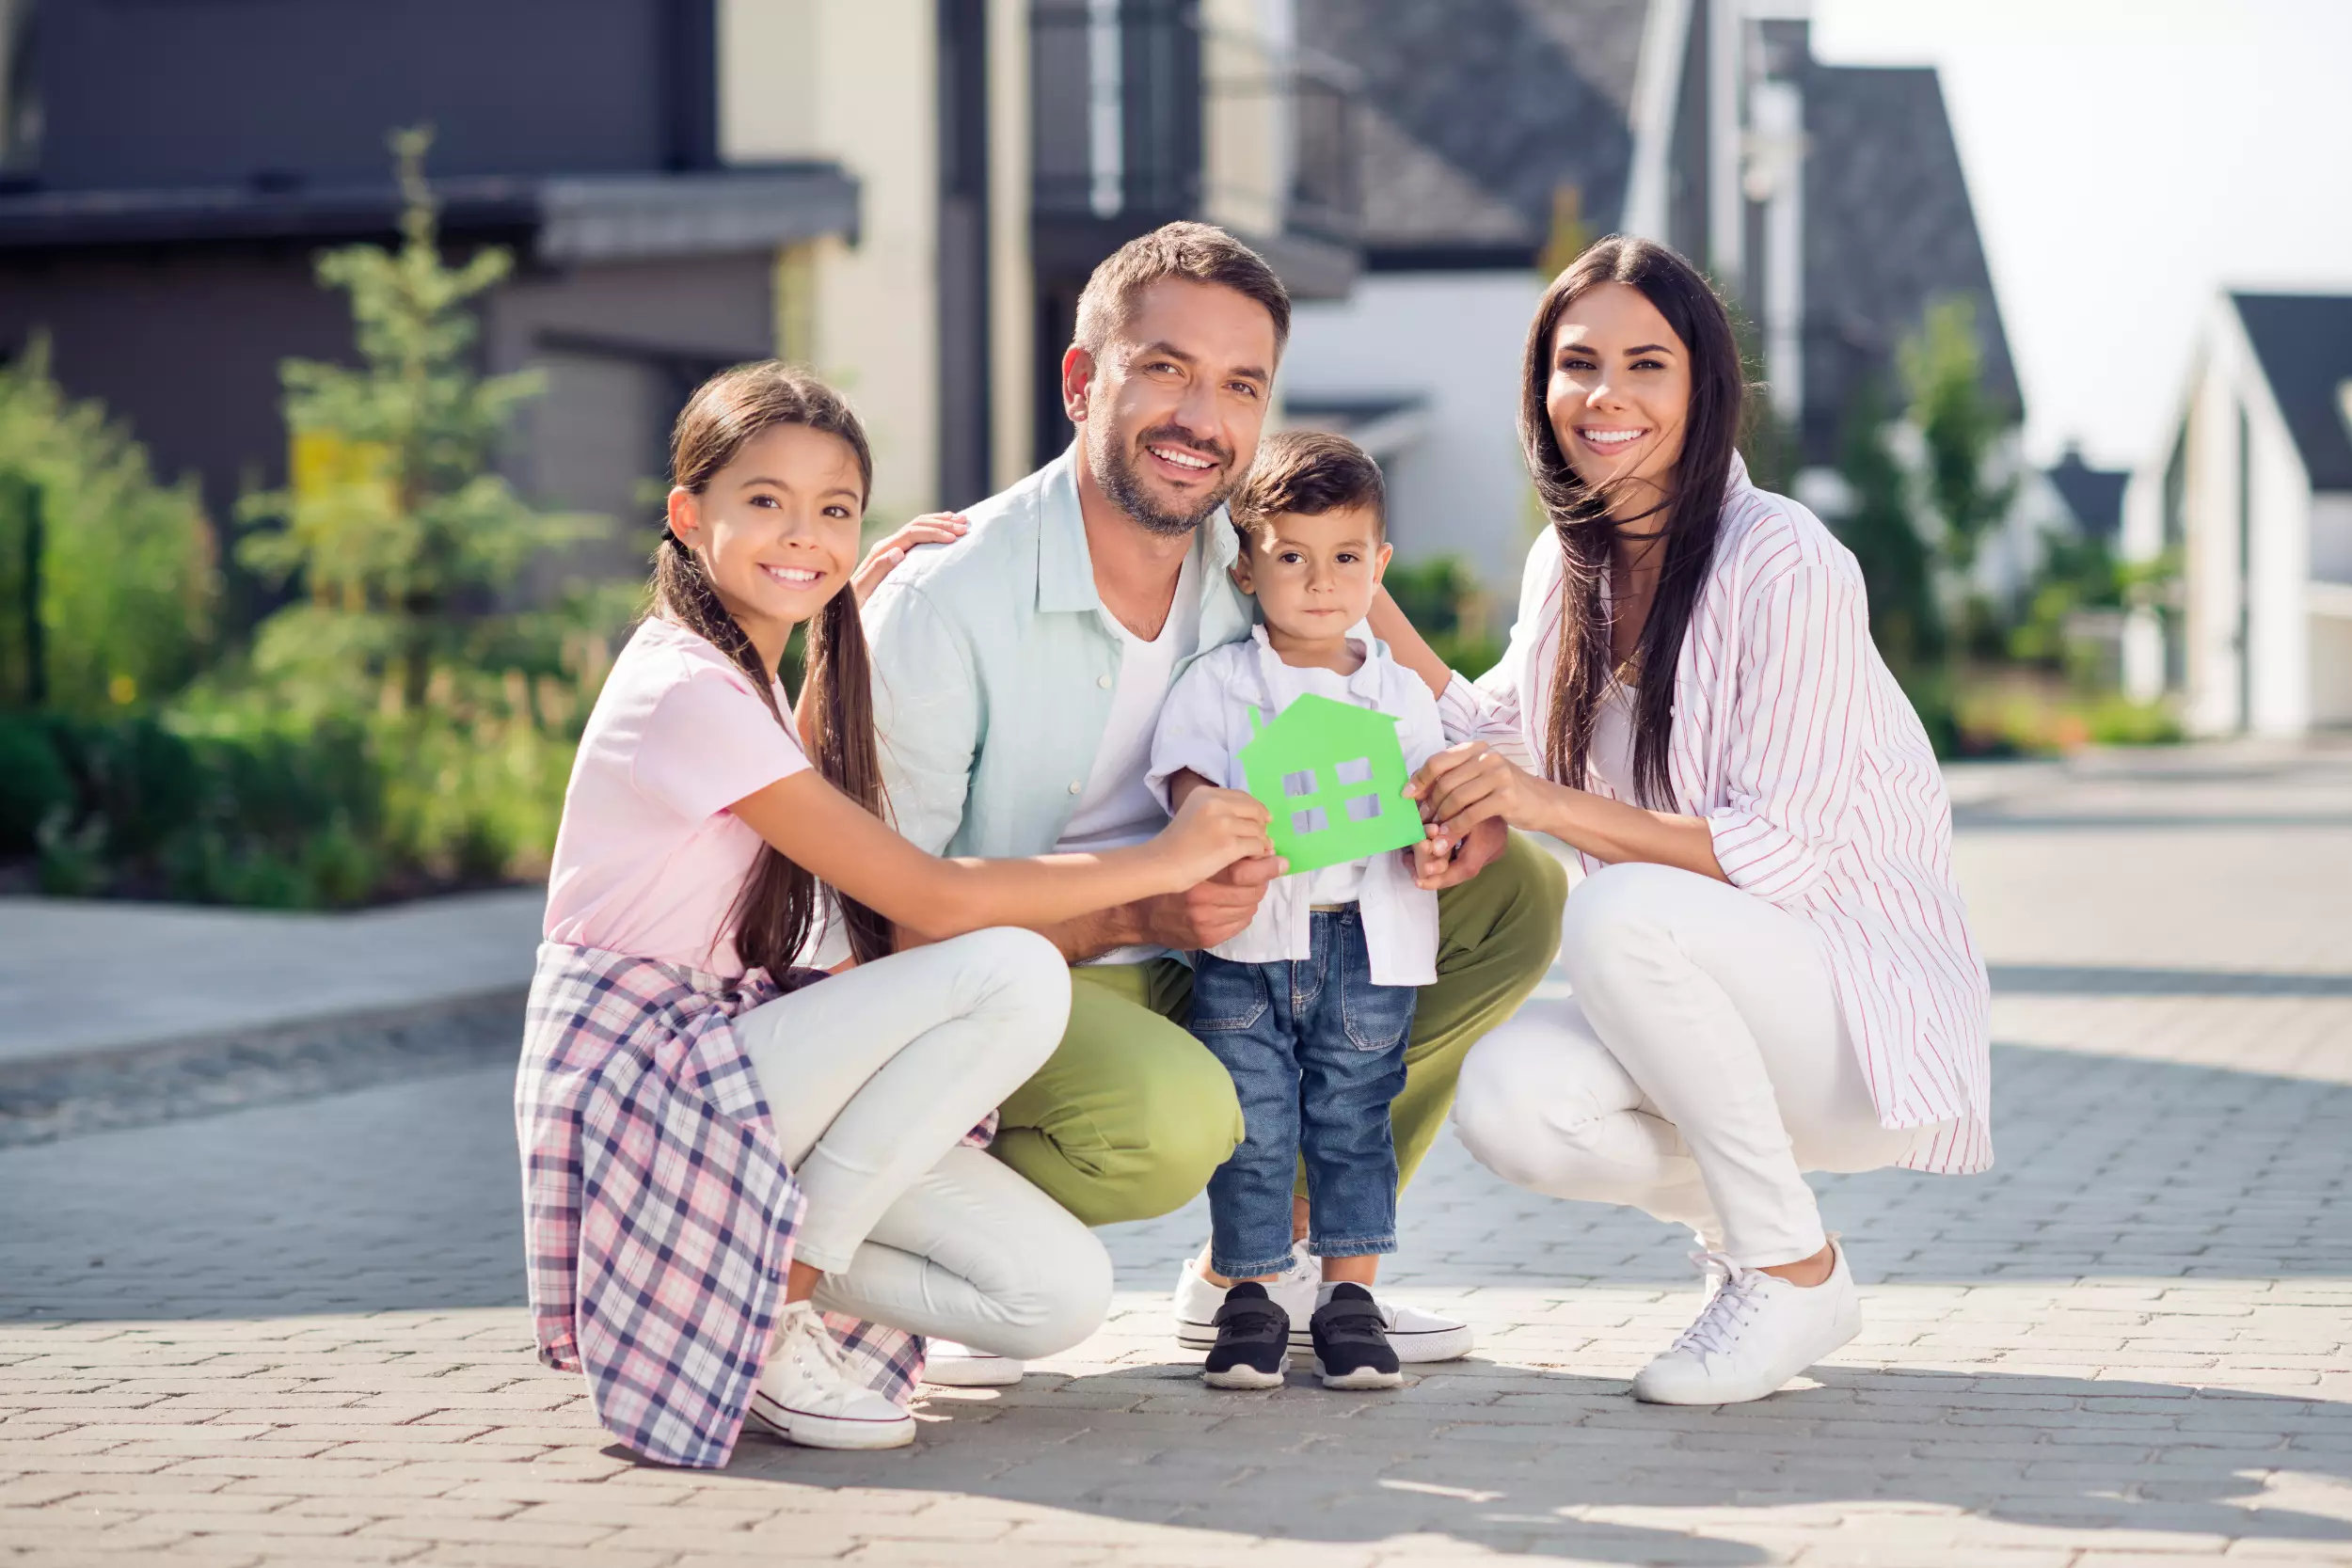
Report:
2122,292,2352,737
0,0,1362,620
1278,0,2018,601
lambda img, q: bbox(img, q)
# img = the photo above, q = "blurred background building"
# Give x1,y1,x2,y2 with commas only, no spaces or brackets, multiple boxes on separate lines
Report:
0,0,2337,917
2122,292,2352,736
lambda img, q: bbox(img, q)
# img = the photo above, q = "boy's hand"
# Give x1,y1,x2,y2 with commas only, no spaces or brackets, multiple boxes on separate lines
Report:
1408,834,1454,891
1412,816,1507,891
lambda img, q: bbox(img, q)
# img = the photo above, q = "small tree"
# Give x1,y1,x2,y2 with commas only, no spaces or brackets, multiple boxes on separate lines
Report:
237,125,597,714
1901,297,2017,578
1831,379,1942,681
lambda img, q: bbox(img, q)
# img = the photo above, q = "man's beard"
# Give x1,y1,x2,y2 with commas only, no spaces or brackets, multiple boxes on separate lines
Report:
1089,420,1237,537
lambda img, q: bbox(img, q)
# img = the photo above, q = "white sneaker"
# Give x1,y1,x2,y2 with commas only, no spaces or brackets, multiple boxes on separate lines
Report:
745,1302,916,1449
919,1339,1025,1388
1631,1239,1861,1406
1171,1243,1473,1364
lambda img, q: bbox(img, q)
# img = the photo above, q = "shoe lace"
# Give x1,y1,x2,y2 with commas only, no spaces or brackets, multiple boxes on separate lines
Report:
1669,1251,1769,1360
787,1307,851,1380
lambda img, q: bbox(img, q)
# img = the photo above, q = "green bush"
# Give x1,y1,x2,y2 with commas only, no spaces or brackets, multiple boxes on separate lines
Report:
25,710,391,908
0,713,71,851
0,339,219,713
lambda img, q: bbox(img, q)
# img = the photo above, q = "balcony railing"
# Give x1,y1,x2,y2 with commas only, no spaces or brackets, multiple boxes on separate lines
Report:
1030,0,1359,247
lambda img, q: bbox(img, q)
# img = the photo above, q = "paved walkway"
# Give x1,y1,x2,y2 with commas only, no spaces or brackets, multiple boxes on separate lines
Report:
3,743,2349,1567
0,891,543,1070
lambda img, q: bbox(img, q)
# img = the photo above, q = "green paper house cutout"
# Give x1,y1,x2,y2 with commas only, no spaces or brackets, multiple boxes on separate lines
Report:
1238,692,1425,875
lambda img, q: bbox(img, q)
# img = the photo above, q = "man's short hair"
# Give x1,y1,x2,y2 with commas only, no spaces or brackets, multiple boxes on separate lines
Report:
1073,221,1292,359
1232,430,1386,541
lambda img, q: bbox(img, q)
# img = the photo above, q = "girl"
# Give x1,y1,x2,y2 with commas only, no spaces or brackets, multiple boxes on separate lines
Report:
518,363,1272,1467
1375,238,1991,1406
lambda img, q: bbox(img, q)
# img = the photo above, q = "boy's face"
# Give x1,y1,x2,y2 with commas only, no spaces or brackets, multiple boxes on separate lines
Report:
1231,503,1392,638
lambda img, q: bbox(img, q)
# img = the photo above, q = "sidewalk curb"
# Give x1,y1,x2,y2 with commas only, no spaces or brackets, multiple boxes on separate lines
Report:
0,986,527,1149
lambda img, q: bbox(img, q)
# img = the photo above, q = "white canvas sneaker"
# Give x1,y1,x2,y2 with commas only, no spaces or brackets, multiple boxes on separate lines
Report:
919,1339,1025,1388
744,1301,916,1449
1631,1239,1862,1406
1171,1243,1473,1364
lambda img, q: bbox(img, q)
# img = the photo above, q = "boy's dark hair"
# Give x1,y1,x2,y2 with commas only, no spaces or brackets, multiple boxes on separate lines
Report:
1232,429,1386,541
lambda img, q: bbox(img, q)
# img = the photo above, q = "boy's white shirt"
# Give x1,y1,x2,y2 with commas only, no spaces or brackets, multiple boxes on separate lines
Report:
1147,623,1445,987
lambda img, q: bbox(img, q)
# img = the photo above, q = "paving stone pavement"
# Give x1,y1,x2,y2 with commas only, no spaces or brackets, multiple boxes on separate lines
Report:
3,744,2349,1567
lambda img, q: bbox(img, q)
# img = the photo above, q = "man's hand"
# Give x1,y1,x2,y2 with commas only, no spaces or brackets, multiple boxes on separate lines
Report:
1412,815,1507,892
1133,852,1284,949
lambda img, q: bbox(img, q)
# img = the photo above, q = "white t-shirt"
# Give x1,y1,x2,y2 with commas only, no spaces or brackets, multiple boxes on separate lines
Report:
1056,547,1201,965
1584,680,1640,803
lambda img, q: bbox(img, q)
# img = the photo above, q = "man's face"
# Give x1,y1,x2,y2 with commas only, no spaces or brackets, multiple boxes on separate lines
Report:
1065,277,1279,536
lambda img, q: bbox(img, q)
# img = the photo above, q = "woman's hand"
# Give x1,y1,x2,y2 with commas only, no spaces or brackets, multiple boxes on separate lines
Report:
1154,786,1279,889
1408,741,1553,847
852,513,969,605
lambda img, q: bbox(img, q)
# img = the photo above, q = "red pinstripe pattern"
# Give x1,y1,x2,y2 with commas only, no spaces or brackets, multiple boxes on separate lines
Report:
1442,456,1993,1174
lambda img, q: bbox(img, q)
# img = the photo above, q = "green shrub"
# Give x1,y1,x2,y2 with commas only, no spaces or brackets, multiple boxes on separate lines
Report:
0,713,71,851
0,340,219,713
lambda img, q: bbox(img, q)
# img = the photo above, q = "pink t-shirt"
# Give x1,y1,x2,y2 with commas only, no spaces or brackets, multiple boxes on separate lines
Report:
545,617,811,975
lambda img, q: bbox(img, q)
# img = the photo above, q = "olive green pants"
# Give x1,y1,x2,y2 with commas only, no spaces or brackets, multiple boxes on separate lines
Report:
991,832,1568,1227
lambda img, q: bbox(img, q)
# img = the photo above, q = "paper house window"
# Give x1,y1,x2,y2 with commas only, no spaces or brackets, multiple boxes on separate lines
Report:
1238,694,1424,874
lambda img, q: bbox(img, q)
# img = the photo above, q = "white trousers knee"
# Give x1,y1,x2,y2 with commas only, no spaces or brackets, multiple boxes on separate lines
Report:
735,927,1113,1361
1453,862,1936,1267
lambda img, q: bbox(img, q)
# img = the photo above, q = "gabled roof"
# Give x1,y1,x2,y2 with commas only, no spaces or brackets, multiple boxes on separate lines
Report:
2232,293,2352,493
1296,0,1648,263
1800,63,2022,465
2045,448,2129,540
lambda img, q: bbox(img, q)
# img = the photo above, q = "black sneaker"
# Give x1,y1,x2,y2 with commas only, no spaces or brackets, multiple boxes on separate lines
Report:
1202,1281,1290,1389
1310,1283,1404,1389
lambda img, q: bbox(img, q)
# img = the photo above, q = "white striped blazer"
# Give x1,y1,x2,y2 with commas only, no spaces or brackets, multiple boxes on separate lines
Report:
1439,453,1993,1174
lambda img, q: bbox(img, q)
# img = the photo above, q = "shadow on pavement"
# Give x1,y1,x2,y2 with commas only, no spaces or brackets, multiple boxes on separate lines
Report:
717,1363,2352,1560
2,1034,2349,1318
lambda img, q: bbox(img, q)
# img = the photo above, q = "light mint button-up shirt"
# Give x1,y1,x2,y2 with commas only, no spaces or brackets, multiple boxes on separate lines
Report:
863,447,1255,859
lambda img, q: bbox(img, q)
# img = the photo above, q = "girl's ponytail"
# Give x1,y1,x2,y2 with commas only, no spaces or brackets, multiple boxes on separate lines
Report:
652,362,893,978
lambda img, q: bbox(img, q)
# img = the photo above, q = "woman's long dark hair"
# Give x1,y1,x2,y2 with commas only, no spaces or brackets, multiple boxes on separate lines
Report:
650,362,895,975
1520,236,1743,807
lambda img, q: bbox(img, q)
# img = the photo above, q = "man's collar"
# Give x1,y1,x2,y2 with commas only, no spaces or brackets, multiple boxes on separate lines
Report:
1035,447,1101,613
1037,441,1241,615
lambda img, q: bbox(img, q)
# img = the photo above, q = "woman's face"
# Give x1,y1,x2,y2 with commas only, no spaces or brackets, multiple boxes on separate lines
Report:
667,422,866,644
1544,280,1692,506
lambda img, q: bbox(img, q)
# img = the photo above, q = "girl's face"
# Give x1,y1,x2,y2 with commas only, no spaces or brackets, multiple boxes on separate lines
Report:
667,422,866,644
1544,280,1692,505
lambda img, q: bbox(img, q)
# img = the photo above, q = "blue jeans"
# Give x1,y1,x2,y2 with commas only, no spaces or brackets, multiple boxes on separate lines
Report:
1190,909,1416,1280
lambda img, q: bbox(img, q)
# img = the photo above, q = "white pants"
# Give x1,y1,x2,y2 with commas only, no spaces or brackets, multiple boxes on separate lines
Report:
1453,863,1935,1268
736,927,1113,1361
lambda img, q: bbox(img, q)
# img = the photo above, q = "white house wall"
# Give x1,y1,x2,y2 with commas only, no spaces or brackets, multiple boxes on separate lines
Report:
1284,270,1547,595
721,0,942,527
2171,297,2322,737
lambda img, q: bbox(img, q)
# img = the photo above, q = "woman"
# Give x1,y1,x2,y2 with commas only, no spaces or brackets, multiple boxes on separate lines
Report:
1374,237,1990,1406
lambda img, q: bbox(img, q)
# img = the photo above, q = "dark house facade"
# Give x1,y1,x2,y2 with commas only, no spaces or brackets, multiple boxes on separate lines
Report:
0,0,857,615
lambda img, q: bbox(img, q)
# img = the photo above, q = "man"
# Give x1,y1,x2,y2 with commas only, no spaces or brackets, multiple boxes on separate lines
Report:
865,222,1565,1377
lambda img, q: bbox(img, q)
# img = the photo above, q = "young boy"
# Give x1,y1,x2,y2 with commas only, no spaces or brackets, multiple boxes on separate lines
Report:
1148,432,1450,1391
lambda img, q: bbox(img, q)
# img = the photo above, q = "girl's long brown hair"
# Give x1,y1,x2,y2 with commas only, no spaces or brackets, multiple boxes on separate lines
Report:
650,362,894,975
1520,236,1743,807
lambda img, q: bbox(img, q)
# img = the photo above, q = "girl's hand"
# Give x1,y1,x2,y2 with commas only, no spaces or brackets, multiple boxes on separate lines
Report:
852,513,969,605
1407,741,1549,845
1155,786,1278,888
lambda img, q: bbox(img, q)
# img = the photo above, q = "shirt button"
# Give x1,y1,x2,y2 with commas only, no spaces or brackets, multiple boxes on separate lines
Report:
1069,781,1084,794
1097,674,1113,689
